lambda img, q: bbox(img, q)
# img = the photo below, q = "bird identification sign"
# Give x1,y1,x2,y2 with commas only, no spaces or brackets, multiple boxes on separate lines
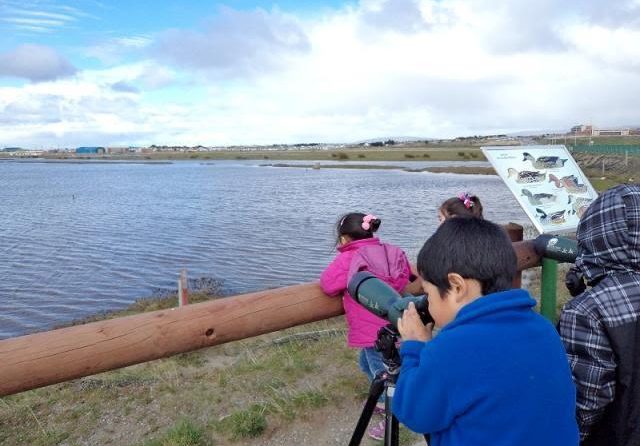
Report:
481,145,598,234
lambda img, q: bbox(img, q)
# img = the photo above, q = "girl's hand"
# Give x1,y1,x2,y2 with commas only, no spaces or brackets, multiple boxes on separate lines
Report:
397,302,433,342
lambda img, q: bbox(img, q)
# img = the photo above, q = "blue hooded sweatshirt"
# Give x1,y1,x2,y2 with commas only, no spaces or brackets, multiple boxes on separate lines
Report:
393,288,579,446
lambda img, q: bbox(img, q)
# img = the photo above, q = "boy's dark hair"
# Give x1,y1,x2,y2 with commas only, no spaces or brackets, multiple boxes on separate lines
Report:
336,212,381,244
417,217,516,296
440,194,483,219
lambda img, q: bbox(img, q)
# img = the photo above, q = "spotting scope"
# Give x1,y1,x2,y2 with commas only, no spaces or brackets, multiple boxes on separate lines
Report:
347,271,433,328
534,234,587,296
533,234,578,263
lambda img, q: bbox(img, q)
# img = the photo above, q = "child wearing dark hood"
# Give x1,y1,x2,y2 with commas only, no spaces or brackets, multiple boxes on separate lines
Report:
559,184,640,446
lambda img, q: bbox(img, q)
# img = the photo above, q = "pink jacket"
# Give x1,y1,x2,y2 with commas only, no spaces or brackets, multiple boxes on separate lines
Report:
320,237,412,348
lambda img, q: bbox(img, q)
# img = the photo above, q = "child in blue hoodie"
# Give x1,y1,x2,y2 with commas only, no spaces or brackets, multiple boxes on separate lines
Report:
393,217,579,446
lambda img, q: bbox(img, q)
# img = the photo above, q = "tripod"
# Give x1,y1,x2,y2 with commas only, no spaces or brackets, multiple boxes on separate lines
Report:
349,325,429,446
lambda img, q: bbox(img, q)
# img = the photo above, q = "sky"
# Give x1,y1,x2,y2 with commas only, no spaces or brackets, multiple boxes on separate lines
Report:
1,0,639,148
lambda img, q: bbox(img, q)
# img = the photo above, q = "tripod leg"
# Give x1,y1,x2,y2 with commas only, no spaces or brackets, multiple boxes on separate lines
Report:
385,415,400,446
348,373,385,446
384,382,400,446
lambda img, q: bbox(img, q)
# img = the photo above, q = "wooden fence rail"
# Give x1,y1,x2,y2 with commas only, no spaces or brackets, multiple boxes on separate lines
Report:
0,240,540,398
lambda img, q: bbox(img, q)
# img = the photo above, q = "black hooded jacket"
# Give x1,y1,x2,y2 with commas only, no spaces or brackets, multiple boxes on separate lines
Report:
559,184,640,446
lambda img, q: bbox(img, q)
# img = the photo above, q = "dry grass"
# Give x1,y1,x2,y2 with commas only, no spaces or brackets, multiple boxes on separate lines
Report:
0,316,362,446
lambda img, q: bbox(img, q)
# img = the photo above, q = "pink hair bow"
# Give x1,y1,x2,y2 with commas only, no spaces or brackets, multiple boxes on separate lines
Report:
362,214,377,230
458,192,473,209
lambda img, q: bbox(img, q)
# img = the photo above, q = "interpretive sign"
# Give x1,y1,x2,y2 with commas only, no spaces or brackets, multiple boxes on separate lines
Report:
482,145,598,234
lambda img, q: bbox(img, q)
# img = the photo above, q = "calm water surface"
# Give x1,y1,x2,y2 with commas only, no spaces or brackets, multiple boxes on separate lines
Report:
0,160,528,339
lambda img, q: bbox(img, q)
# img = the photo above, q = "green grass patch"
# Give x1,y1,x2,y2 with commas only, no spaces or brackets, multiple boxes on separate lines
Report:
143,419,208,446
588,175,631,192
213,404,267,440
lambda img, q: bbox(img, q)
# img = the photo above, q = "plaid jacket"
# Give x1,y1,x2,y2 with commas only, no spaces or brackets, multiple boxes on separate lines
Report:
559,184,640,446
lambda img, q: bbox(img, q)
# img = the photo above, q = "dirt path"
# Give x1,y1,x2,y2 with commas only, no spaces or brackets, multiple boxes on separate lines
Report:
241,401,426,446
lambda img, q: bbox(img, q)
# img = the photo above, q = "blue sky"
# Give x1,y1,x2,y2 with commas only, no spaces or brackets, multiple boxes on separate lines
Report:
1,0,640,148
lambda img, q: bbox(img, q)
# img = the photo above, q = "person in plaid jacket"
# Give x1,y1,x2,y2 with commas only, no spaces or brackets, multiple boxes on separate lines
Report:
559,184,640,446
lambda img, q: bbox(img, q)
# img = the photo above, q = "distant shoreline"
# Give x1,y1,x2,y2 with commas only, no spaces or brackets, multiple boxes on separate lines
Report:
263,162,496,175
31,146,487,163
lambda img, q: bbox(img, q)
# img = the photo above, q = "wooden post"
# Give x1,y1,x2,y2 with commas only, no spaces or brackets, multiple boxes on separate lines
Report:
178,269,188,307
0,240,542,397
504,223,524,288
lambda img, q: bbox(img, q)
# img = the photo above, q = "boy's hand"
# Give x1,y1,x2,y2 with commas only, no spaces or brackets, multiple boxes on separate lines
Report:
397,302,433,342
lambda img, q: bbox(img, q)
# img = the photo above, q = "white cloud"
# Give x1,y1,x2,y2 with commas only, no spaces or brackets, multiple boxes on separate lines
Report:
0,1,85,33
85,35,153,64
564,24,640,69
152,6,310,78
0,44,76,82
358,0,430,34
2,0,640,148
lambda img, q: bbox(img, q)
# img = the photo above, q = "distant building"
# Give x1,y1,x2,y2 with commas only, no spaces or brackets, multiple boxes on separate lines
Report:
570,125,593,136
592,128,630,136
570,124,630,137
76,147,106,154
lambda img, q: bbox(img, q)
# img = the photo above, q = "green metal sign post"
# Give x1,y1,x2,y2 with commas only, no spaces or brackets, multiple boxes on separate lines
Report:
540,257,559,322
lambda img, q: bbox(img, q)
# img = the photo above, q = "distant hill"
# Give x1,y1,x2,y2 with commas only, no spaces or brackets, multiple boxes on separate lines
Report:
353,136,435,144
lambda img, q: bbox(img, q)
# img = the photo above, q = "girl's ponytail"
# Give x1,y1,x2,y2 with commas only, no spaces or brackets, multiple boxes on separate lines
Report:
440,193,484,219
336,212,381,243
367,216,381,233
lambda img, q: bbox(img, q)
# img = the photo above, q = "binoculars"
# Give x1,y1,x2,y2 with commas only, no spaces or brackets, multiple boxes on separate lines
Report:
347,271,433,328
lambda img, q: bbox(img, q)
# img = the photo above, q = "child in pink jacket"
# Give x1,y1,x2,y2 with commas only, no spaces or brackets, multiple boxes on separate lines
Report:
320,212,412,440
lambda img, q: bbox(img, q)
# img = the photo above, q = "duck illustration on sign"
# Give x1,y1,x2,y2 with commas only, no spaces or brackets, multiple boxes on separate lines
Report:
521,189,557,205
535,208,567,225
507,168,546,184
549,174,588,194
482,145,598,234
568,195,594,218
522,152,568,169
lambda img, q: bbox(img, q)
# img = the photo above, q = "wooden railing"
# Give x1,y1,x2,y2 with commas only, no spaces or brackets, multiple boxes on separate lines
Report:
0,238,542,398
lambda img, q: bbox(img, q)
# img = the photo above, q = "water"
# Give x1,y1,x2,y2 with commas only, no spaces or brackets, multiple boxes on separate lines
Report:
0,160,528,339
